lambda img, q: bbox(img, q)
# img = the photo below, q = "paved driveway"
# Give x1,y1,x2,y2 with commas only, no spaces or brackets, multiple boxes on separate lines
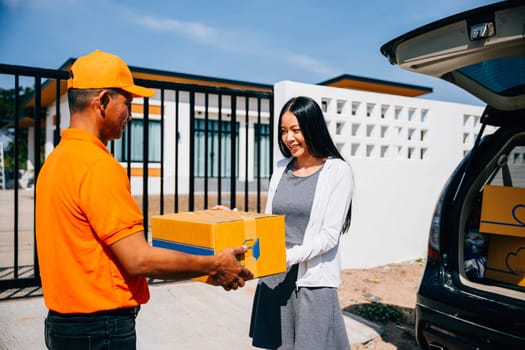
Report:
0,279,380,349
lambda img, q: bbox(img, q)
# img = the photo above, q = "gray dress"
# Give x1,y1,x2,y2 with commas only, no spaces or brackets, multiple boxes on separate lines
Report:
249,161,350,350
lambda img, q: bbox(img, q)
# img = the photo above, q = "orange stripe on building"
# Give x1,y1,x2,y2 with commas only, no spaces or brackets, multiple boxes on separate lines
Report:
129,167,162,177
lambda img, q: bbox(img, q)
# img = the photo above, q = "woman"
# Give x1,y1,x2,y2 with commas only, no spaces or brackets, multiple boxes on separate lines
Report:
249,96,354,349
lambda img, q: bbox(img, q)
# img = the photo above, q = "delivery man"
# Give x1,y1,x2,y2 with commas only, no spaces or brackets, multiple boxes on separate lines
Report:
35,50,253,350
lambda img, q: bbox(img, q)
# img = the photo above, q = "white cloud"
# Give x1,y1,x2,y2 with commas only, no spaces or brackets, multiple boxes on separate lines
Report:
138,15,218,42
285,53,339,77
133,12,338,79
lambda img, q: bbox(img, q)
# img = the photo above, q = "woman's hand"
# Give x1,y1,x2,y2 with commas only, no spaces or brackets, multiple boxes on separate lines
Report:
211,205,237,211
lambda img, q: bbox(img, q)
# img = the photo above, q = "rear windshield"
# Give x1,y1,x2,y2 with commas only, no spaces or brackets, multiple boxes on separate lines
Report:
458,56,525,97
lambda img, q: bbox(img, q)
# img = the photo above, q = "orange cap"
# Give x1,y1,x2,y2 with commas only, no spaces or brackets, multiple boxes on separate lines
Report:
67,50,155,98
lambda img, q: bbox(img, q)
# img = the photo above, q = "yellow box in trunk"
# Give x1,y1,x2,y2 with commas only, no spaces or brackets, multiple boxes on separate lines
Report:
480,185,525,286
485,234,525,287
151,210,286,283
480,185,525,238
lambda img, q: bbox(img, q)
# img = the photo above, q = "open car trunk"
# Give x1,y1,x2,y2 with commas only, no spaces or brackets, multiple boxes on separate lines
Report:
459,128,525,299
381,0,525,300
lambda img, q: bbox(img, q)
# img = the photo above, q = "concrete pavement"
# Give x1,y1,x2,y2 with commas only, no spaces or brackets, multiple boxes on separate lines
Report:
0,190,382,348
0,279,382,349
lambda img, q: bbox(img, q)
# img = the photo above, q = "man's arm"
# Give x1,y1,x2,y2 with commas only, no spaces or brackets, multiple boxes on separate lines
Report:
110,231,253,290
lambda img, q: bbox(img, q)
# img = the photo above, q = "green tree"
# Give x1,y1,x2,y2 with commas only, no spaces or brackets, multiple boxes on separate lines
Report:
0,87,34,173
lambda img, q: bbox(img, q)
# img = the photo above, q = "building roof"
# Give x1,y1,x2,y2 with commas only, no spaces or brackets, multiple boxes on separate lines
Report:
319,74,433,97
25,60,434,119
57,59,433,98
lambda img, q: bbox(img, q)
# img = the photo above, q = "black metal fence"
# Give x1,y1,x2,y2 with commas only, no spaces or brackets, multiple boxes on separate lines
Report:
0,63,274,291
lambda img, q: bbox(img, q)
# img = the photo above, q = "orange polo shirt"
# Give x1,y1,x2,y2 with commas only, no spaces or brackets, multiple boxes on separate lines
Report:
36,128,149,313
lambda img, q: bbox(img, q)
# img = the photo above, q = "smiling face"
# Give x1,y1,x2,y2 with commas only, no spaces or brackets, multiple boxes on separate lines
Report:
280,111,310,160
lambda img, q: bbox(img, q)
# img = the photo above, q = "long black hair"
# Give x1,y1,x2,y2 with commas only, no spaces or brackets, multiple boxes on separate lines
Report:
278,96,353,234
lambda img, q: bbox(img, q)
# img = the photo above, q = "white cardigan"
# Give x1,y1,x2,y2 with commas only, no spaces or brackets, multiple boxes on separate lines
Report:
265,157,354,288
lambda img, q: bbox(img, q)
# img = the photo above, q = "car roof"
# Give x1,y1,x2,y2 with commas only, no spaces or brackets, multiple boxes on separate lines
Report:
380,1,525,111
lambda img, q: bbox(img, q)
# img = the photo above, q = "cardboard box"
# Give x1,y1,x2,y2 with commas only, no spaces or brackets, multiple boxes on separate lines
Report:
151,210,286,283
480,185,525,286
484,234,525,286
479,185,525,238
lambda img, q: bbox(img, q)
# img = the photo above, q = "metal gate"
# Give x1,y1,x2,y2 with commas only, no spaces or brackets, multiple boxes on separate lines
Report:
0,63,274,291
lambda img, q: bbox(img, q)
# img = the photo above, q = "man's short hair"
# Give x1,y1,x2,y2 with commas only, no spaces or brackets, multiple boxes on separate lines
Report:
67,88,122,114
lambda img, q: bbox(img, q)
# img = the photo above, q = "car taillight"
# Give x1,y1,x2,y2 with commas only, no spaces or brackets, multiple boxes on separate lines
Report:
427,192,444,261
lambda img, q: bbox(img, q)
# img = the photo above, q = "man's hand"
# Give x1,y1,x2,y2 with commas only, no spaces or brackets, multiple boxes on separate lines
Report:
208,245,254,291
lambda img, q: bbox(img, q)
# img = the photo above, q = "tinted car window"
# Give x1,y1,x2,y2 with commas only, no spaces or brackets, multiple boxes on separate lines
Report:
457,56,525,96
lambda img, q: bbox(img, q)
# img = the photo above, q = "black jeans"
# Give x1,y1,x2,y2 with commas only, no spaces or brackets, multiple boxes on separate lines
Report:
44,307,139,350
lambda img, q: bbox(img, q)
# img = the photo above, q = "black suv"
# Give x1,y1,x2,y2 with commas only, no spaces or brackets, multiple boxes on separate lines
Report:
381,1,525,349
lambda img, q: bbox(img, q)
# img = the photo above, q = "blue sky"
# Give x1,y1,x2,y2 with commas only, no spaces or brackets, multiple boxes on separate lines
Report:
0,0,496,105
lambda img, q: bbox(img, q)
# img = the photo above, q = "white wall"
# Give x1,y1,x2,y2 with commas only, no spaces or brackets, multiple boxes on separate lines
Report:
274,81,485,268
